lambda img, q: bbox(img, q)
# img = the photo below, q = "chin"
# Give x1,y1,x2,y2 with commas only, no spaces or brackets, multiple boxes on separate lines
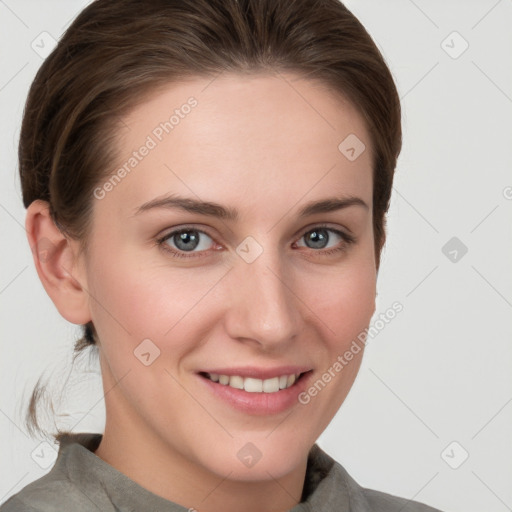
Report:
197,433,311,482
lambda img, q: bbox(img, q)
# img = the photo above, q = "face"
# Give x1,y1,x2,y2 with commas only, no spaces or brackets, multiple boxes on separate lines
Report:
82,72,376,482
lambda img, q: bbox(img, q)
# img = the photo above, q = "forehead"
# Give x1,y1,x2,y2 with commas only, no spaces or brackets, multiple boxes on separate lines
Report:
102,72,373,216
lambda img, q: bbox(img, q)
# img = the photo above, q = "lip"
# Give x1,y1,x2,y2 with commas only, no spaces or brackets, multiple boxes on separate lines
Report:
197,365,312,380
196,368,314,416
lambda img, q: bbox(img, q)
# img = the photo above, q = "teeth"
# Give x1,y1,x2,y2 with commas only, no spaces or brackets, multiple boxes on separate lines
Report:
208,373,301,393
287,374,296,387
244,377,263,392
229,375,244,390
263,377,279,393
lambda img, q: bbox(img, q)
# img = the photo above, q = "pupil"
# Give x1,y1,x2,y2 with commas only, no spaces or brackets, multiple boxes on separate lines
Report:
174,231,199,251
307,229,328,249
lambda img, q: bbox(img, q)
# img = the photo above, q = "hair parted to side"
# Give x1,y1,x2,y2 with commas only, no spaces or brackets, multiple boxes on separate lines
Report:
20,0,402,444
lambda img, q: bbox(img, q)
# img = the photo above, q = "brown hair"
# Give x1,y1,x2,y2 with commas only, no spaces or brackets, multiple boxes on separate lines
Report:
20,0,402,443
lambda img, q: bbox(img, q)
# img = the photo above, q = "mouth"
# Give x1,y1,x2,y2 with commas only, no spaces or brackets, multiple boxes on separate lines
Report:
198,370,311,393
196,365,314,415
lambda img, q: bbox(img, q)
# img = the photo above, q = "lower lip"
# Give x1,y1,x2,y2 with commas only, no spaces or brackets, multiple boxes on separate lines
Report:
197,372,313,416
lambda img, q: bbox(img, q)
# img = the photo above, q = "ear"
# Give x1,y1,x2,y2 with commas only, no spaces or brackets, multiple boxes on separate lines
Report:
26,200,91,325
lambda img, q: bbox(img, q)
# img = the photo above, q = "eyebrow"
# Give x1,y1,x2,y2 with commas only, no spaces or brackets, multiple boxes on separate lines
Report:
133,194,368,220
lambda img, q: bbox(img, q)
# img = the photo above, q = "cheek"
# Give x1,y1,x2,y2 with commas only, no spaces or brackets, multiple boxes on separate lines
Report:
301,261,375,412
299,243,376,376
86,245,226,354
302,249,377,346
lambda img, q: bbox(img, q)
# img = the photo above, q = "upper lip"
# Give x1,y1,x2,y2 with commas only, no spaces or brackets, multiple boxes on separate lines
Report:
198,366,313,380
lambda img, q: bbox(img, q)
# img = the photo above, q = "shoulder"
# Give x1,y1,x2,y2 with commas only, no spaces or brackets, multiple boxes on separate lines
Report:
337,461,444,512
305,444,444,512
0,474,101,512
0,495,40,512
0,433,116,512
361,487,443,512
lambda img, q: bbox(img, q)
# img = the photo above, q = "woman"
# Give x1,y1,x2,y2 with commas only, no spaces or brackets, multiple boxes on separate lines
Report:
1,0,443,511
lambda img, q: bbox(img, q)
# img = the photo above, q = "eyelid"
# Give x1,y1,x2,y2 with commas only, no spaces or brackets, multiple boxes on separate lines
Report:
295,222,354,239
157,224,216,241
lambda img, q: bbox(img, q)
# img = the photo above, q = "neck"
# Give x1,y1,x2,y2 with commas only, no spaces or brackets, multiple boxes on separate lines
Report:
94,424,308,512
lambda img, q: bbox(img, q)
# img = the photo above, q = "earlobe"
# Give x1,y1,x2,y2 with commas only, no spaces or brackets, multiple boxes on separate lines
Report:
25,200,91,325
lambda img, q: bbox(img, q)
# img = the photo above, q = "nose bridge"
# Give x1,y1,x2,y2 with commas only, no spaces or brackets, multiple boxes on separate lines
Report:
226,242,300,346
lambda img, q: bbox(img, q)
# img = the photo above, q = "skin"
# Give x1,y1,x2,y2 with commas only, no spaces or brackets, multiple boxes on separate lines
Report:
27,71,377,512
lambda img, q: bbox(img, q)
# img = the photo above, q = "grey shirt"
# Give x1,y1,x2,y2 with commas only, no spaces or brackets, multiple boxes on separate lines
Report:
0,433,443,511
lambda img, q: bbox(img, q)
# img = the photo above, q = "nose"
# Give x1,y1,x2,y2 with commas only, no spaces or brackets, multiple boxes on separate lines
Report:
223,247,301,350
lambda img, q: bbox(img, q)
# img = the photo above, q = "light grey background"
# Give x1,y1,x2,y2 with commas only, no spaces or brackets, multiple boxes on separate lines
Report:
1,1,511,511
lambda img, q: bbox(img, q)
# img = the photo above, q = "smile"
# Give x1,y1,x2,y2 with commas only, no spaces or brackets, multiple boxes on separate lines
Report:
197,366,313,415
201,372,303,393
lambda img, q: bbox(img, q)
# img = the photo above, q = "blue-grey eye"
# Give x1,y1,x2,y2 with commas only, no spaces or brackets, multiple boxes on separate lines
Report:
297,228,343,250
166,229,214,252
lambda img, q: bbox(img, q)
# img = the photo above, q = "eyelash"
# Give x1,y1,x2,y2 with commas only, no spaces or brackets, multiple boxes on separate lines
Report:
156,224,356,260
